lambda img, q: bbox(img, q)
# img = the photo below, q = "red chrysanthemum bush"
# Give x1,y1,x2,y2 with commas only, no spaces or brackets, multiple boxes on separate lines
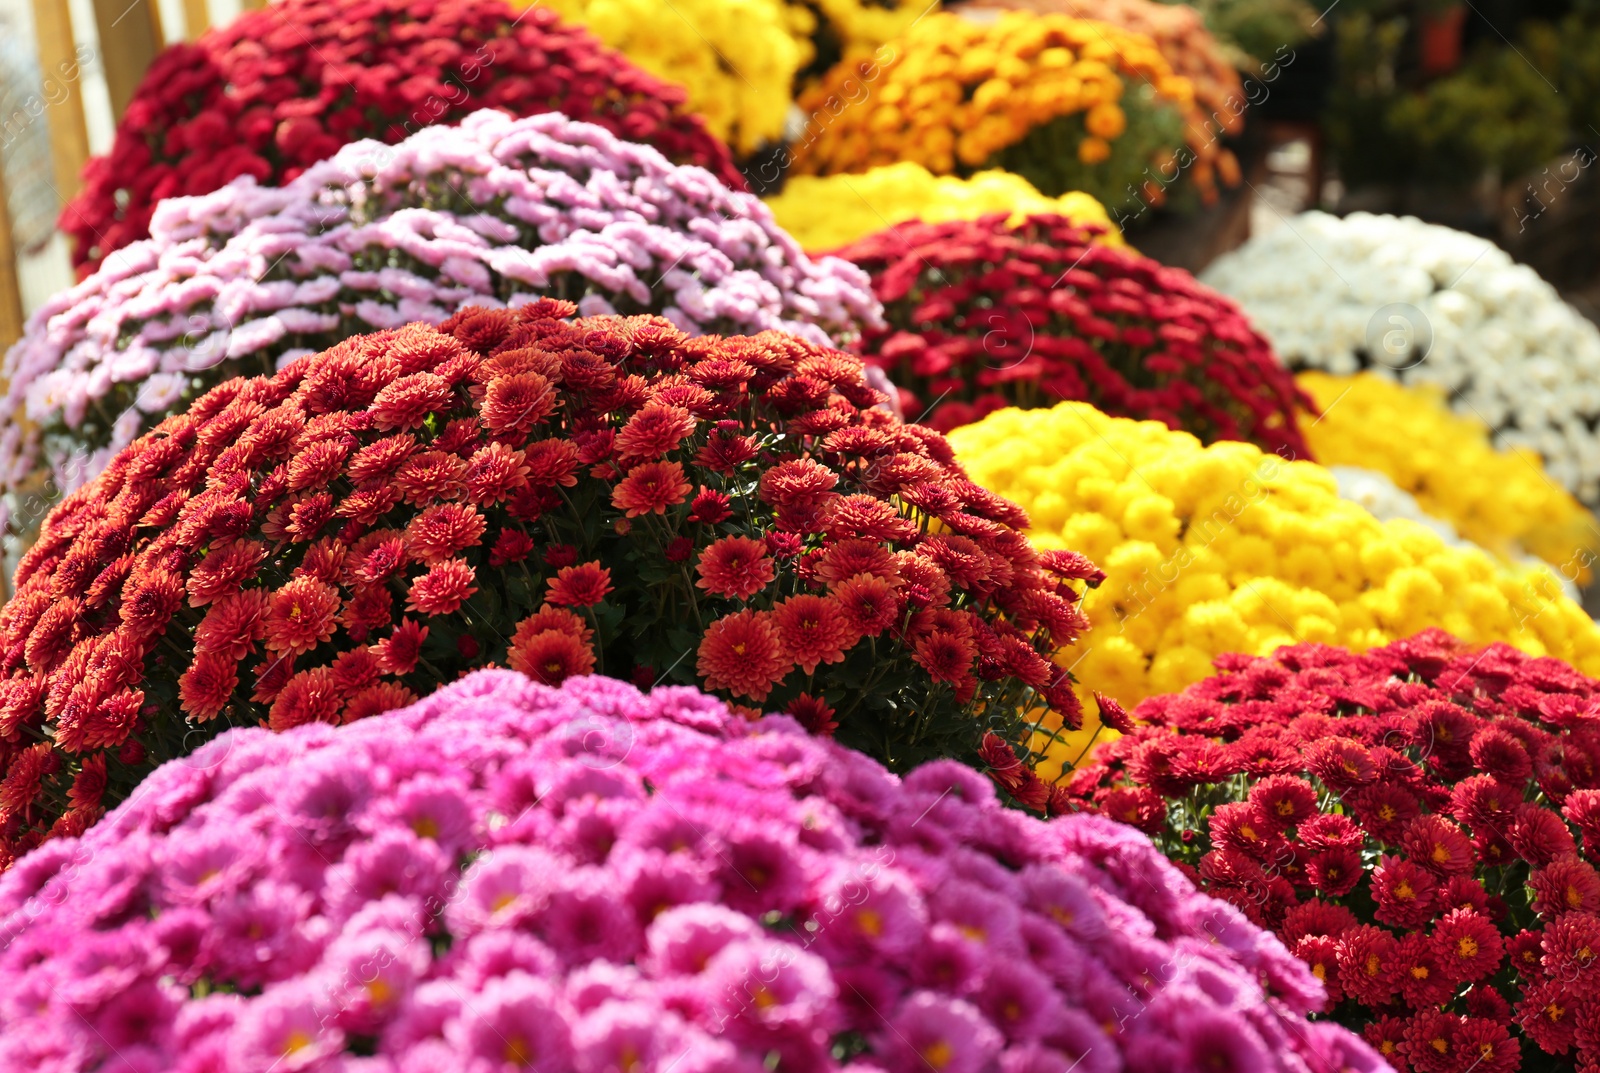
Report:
60,0,744,272
0,301,1099,864
1061,628,1600,1073
836,213,1313,455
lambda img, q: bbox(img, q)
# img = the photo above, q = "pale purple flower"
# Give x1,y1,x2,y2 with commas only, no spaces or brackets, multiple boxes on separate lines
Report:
1,111,882,518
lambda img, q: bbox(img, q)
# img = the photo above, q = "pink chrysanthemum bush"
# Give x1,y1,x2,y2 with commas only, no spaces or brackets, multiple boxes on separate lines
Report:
0,670,1388,1073
0,302,1096,862
1064,629,1600,1072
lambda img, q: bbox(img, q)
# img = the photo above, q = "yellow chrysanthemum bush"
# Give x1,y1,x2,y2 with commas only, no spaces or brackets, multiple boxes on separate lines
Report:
791,11,1230,210
534,0,804,155
1300,371,1599,577
764,162,1126,252
950,402,1600,778
531,0,929,156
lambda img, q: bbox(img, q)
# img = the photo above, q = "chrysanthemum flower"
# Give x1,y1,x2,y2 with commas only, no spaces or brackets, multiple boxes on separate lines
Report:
508,629,597,687
0,672,1379,1072
545,563,614,608
264,577,342,656
695,537,776,601
611,461,692,517
405,560,479,617
1062,631,1600,1067
696,611,788,702
0,302,1095,860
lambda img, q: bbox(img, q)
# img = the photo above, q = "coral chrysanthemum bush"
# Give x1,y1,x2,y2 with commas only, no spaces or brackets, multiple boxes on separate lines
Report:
0,668,1389,1073
792,12,1234,210
1064,630,1600,1073
764,162,1126,253
59,0,744,273
839,214,1310,454
950,402,1600,770
534,0,804,156
5,110,880,515
1299,372,1598,576
0,303,1098,861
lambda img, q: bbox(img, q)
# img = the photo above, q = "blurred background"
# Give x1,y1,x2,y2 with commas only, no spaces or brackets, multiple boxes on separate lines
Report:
6,0,1600,344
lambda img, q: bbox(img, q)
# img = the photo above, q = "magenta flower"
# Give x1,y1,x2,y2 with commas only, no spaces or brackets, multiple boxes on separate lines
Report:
0,671,1382,1073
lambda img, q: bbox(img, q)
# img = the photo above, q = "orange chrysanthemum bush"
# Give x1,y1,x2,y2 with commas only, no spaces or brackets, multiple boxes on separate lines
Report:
0,300,1100,861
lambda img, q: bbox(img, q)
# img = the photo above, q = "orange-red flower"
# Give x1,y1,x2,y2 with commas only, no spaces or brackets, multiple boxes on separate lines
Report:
268,667,342,731
194,589,270,660
370,372,453,431
772,594,854,675
464,441,531,504
264,577,341,656
617,401,695,462
372,619,429,675
185,539,268,606
913,629,976,683
404,503,488,563
697,609,788,701
833,573,901,637
482,372,557,436
696,536,775,600
342,682,418,724
611,460,692,517
178,651,238,721
508,628,595,686
406,559,478,616
546,562,613,607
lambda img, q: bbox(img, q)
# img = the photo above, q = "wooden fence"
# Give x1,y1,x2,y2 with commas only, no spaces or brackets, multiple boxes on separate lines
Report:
0,0,266,347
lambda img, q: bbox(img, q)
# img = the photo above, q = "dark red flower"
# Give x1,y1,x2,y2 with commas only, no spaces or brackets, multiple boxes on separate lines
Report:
62,0,743,273
838,215,1312,456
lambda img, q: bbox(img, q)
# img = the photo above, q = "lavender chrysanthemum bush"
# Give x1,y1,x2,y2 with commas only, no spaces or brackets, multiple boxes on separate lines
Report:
1,109,880,515
0,670,1384,1073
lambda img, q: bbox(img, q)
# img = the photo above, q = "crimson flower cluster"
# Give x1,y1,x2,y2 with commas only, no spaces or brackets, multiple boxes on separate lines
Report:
835,213,1313,455
1063,628,1600,1073
59,0,743,272
0,301,1096,865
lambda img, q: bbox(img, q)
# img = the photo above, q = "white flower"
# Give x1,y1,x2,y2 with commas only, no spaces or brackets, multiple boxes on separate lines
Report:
1205,211,1600,506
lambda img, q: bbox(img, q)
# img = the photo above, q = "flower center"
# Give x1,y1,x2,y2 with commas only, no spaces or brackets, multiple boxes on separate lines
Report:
921,1041,954,1070
504,1036,534,1066
1456,937,1478,958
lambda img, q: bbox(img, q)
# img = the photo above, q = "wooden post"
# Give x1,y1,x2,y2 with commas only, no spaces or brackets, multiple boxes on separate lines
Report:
90,0,165,121
182,0,209,37
0,173,23,351
28,0,92,202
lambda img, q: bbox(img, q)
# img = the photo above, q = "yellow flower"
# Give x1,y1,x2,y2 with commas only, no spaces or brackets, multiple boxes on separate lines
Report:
530,0,801,155
763,163,1126,252
790,11,1193,181
1300,371,1597,578
949,402,1600,771
1084,101,1127,140
1077,136,1112,165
